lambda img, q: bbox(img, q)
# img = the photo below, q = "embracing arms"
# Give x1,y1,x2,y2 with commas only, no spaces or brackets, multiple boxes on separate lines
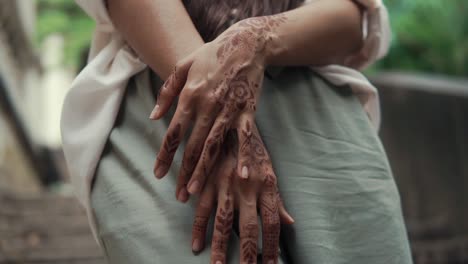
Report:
107,0,363,78
152,0,364,190
106,0,365,263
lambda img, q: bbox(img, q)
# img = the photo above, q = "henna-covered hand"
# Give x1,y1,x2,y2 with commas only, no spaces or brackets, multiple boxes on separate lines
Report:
150,14,288,200
191,128,294,264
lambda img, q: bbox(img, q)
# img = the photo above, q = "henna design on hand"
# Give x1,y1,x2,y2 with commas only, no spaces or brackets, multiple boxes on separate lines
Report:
261,174,281,263
156,14,291,263
182,143,202,174
239,121,270,174
211,190,234,262
157,123,181,167
241,222,259,263
227,74,256,111
191,123,292,264
201,121,227,176
215,196,233,237
216,14,287,64
213,14,287,111
193,215,209,234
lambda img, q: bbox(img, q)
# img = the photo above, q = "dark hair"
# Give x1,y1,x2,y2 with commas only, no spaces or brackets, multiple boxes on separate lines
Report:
183,0,305,42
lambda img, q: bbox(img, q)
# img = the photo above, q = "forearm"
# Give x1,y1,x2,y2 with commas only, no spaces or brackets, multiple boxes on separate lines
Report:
264,0,363,66
107,0,204,79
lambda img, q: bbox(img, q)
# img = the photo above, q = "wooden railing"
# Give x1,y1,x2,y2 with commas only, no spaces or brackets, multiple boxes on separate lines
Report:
371,71,468,264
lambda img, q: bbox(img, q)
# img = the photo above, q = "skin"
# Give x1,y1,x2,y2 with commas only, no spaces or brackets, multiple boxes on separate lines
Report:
108,0,363,263
107,0,204,78
152,0,363,196
192,127,292,264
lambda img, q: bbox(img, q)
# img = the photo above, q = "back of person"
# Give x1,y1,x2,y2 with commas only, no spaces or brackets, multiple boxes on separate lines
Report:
63,0,412,263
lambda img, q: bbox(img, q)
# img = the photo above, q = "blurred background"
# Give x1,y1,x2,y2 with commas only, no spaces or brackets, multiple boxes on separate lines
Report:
0,0,467,263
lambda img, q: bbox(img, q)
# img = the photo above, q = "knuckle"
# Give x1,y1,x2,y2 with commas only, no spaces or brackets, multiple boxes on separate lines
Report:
197,199,212,212
160,85,174,98
241,219,258,238
181,86,198,99
174,61,182,72
192,216,209,235
199,115,213,128
211,237,228,257
204,93,219,106
264,218,280,228
263,220,280,232
244,219,258,229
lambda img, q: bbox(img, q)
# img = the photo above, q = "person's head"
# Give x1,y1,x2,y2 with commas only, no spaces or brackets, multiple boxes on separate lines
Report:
183,0,305,42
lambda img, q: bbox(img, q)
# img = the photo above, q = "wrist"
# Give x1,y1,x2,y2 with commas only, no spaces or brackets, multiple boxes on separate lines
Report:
223,15,286,67
236,15,287,66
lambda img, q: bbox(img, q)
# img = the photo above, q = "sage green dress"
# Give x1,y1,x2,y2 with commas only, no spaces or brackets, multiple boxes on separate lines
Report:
91,67,413,263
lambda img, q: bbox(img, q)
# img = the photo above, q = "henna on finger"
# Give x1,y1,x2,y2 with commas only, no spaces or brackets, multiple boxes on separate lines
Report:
210,189,234,263
187,107,235,194
154,122,182,179
239,213,259,264
259,175,281,264
176,141,202,202
176,115,216,202
192,182,216,254
237,119,270,179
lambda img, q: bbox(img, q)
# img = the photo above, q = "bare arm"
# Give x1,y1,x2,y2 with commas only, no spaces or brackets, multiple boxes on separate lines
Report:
107,0,204,79
266,0,363,66
151,0,366,200
108,0,362,79
107,1,366,263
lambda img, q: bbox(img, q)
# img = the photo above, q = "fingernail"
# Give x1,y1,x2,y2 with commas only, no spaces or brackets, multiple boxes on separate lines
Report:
149,104,159,119
188,180,200,194
154,162,167,179
216,261,223,264
288,215,295,224
241,166,249,179
192,238,201,252
177,188,189,202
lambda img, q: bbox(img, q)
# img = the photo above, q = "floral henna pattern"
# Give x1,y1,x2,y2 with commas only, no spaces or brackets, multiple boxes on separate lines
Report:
227,74,257,111
212,191,233,258
216,14,287,64
215,203,233,237
239,121,270,173
212,14,287,110
241,222,259,263
201,120,229,177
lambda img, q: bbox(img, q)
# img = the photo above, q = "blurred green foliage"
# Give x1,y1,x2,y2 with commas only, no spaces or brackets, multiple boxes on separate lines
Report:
36,0,468,76
376,0,468,76
36,0,93,68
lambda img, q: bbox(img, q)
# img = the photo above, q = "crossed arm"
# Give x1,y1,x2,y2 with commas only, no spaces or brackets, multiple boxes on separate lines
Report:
107,0,363,263
107,0,362,78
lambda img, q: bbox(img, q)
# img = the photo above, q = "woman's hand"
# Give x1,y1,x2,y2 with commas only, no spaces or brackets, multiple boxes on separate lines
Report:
191,128,294,264
150,14,288,199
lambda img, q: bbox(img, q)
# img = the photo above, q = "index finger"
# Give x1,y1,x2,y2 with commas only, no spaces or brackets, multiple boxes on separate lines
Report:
150,57,193,120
